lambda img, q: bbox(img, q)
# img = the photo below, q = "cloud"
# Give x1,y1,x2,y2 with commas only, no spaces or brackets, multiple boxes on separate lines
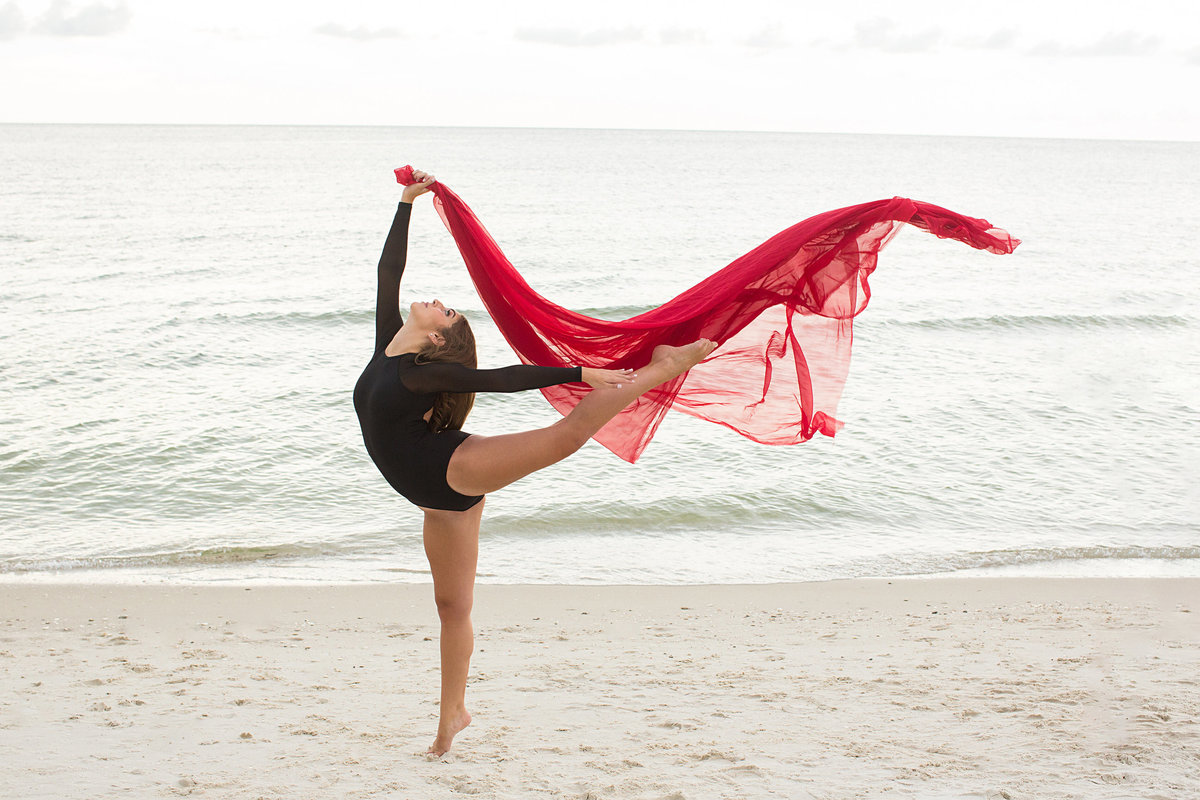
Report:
659,27,706,46
314,22,401,42
743,25,787,51
1188,45,1200,66
515,26,642,47
1029,31,1161,58
854,18,941,54
32,1,130,37
1075,31,1161,57
0,2,25,41
200,26,255,41
954,28,1020,52
977,28,1019,50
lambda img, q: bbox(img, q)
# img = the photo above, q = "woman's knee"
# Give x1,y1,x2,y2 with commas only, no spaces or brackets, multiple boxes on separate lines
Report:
550,418,592,457
434,591,474,622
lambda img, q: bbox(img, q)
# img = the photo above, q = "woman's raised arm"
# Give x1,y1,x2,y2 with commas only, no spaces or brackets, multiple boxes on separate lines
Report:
373,170,436,352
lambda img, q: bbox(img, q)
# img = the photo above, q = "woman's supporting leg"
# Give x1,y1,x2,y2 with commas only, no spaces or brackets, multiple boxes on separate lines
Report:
446,340,715,497
420,498,485,756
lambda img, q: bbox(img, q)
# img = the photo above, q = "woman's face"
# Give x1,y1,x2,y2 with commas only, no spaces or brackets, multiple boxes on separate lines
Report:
408,299,459,331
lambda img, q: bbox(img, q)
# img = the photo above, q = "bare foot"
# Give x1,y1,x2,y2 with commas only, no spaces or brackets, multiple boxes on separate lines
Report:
650,339,717,377
426,709,471,758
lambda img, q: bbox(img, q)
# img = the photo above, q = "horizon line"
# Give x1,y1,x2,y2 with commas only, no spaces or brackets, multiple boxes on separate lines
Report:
0,120,1196,146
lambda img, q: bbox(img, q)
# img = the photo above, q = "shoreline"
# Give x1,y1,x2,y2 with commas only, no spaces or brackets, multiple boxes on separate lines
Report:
3,578,1197,798
4,553,1198,587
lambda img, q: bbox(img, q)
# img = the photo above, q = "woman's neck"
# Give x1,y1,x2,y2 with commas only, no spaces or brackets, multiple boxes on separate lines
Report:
384,326,430,357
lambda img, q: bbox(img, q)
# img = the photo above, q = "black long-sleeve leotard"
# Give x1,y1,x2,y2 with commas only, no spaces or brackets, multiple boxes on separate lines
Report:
353,201,581,511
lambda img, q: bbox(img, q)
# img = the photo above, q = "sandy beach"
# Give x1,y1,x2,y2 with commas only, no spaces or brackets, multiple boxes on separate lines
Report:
1,578,1197,798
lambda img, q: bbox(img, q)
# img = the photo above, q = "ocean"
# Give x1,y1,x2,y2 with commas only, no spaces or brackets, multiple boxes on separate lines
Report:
2,124,1197,584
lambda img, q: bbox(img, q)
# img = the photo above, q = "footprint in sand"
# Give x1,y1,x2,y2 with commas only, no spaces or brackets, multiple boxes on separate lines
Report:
655,720,699,731
721,764,763,775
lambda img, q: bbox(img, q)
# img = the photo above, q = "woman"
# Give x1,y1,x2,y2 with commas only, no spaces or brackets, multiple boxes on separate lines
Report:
353,169,716,756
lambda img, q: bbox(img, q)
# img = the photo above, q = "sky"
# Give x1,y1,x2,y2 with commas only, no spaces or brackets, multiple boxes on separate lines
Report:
1,0,1198,140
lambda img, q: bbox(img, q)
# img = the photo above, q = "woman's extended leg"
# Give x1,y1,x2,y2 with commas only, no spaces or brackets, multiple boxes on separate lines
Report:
420,498,485,757
446,340,715,497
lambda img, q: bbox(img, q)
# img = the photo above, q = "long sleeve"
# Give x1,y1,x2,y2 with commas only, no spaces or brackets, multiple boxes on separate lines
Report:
373,201,413,352
400,362,582,395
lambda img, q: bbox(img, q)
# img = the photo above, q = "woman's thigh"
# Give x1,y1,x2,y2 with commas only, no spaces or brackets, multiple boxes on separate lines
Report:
421,500,485,607
445,424,584,497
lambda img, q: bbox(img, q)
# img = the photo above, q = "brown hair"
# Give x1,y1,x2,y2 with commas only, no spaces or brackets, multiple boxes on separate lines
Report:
414,315,477,433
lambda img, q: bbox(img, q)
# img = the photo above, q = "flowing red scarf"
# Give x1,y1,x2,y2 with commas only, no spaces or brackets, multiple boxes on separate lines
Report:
396,166,1019,462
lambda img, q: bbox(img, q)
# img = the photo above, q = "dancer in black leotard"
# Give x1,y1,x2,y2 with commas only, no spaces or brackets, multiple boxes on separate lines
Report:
355,348,580,510
353,169,716,757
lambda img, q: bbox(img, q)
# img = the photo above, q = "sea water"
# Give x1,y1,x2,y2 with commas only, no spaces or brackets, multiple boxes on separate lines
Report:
1,124,1197,584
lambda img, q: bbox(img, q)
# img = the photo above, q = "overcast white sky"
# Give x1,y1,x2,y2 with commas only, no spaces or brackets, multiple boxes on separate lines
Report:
2,0,1197,140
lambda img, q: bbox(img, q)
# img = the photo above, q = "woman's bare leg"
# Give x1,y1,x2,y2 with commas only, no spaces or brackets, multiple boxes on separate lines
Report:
446,340,715,497
420,498,484,756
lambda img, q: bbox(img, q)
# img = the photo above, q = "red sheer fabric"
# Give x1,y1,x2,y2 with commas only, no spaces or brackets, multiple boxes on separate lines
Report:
396,166,1020,462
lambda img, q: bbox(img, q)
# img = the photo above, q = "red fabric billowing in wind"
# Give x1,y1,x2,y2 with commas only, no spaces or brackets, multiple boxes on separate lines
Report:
396,166,1020,463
